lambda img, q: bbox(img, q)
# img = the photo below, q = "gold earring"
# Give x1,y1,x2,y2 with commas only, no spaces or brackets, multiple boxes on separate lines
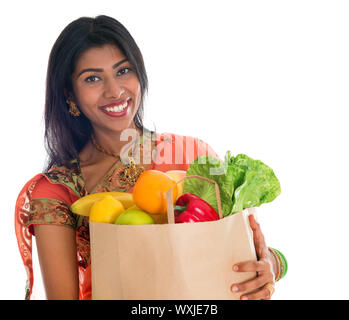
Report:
66,99,81,117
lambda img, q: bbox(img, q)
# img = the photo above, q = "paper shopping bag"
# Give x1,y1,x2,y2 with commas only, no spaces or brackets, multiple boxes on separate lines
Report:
90,175,257,300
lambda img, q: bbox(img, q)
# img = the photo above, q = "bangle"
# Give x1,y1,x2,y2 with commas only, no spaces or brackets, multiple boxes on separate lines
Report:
268,247,288,281
268,247,282,281
273,248,288,280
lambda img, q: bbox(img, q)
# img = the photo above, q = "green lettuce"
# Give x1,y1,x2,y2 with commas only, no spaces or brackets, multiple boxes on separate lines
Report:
182,155,230,215
183,151,281,216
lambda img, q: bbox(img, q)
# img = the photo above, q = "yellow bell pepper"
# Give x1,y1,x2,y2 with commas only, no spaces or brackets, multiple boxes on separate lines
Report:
89,195,125,223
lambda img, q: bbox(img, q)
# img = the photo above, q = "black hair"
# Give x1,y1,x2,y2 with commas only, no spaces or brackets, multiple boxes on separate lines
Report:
43,15,153,172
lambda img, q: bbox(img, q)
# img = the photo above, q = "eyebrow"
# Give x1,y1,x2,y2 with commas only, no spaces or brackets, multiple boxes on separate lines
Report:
77,58,129,78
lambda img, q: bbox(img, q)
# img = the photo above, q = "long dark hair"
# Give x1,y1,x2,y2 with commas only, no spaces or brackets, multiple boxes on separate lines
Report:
43,15,152,172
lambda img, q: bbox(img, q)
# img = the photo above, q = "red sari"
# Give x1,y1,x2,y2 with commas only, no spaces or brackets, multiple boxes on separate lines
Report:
14,132,220,299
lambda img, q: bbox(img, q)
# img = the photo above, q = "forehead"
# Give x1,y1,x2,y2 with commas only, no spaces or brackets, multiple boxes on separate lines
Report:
75,44,126,70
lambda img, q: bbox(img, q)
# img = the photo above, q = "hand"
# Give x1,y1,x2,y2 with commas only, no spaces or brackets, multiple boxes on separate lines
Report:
231,212,276,300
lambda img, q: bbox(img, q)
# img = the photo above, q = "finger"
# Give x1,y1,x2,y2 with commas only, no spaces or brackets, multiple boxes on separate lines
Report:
249,214,265,243
248,213,258,229
248,214,268,258
240,285,274,300
231,274,269,294
233,260,267,273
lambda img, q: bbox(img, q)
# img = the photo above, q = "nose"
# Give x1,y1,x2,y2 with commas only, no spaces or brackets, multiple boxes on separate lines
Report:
104,78,125,99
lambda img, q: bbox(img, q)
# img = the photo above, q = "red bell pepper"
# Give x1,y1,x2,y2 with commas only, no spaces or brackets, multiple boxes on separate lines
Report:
174,193,220,223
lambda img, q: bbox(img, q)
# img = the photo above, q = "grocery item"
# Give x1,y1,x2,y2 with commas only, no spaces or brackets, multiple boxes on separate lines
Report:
165,170,186,198
184,152,281,216
174,192,219,223
115,209,154,225
89,195,125,223
125,204,168,224
71,191,134,216
132,170,178,214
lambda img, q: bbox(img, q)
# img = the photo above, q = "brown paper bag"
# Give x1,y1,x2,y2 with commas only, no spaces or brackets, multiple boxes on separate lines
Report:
90,175,257,300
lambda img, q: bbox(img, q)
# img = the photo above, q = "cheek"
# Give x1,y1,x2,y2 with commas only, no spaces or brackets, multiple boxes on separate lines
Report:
74,84,99,109
130,81,142,106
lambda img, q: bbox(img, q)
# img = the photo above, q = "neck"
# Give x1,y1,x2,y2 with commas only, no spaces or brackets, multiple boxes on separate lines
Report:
91,124,143,159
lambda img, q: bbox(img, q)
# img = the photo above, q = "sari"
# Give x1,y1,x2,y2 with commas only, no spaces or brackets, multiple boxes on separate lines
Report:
14,131,220,300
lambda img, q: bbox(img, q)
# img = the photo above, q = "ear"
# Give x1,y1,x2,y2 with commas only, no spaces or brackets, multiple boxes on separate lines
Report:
64,89,69,100
64,89,74,101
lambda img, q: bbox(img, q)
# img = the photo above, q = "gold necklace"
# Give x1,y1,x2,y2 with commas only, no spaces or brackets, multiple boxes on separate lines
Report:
91,134,145,187
91,135,122,160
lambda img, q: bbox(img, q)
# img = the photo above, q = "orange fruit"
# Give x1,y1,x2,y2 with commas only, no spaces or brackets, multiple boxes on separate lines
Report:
132,170,178,215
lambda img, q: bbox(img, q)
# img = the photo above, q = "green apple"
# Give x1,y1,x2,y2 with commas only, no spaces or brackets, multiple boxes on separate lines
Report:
115,209,155,225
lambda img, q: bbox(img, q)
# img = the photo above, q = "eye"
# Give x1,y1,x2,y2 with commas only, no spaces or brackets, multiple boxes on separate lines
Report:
117,67,132,76
85,75,101,83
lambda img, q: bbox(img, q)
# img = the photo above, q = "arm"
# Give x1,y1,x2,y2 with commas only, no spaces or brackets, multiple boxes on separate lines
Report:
231,214,278,300
34,224,79,300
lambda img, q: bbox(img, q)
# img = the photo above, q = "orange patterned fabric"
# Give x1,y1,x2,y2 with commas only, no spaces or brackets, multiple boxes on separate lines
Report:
14,132,220,299
14,173,82,299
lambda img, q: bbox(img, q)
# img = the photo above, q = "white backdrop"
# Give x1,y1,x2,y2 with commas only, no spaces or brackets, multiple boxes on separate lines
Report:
1,0,348,300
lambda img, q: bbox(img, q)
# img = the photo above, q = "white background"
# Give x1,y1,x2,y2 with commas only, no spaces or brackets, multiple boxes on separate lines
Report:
1,0,348,300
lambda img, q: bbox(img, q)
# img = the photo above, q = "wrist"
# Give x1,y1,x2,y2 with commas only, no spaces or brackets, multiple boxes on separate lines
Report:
268,247,288,282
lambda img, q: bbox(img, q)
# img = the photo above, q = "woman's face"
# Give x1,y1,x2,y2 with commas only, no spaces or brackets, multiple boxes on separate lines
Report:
71,44,141,134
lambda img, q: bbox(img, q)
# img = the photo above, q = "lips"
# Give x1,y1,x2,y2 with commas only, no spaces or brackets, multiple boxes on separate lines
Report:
99,98,131,118
99,97,131,110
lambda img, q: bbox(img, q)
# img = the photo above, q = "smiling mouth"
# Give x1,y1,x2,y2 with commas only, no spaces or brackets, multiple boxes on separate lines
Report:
100,98,131,113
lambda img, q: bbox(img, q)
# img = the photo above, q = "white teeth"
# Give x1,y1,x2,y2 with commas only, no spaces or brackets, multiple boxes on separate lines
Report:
105,101,128,112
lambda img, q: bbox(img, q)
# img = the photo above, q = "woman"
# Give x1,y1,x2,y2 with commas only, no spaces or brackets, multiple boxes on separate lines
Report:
14,15,287,300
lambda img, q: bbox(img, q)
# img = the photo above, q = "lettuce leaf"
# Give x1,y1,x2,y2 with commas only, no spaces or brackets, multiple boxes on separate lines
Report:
230,154,281,214
183,152,281,216
183,155,232,216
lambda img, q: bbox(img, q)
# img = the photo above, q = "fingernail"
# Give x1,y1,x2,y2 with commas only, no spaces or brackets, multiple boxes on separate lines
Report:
241,296,249,300
251,213,259,222
231,285,239,292
248,208,258,221
248,207,256,215
233,265,239,271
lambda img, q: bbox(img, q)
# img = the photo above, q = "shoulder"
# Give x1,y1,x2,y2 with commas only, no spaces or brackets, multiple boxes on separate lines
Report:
152,131,221,171
29,175,78,205
17,159,84,206
15,173,80,237
156,131,220,158
44,159,86,199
